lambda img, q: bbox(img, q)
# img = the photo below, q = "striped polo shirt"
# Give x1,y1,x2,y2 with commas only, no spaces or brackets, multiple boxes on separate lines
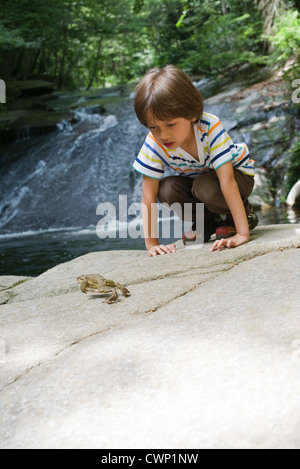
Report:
133,112,255,179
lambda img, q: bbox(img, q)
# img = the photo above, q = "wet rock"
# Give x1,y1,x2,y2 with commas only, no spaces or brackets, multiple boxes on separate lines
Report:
0,110,73,145
8,80,57,98
249,168,274,209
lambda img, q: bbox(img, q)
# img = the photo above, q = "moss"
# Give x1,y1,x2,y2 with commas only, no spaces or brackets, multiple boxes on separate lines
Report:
9,278,31,289
0,277,31,293
6,292,17,302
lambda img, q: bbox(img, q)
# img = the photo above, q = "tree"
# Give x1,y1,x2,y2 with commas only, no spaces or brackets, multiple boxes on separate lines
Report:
255,0,286,35
174,0,264,75
0,0,299,89
0,0,148,88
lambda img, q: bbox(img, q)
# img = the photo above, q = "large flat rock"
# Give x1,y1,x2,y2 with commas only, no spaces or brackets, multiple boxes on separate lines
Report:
0,225,299,449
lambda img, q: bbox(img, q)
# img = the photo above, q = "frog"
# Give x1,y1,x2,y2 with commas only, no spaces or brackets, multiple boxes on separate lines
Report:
77,274,130,304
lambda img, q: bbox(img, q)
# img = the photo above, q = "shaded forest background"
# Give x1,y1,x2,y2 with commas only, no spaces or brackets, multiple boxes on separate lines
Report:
1,0,300,91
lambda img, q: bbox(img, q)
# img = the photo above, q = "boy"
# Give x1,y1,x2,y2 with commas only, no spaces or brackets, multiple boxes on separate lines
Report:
133,65,257,256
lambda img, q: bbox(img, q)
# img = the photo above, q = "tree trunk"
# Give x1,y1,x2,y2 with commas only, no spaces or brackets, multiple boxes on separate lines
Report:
30,48,41,77
221,0,228,15
86,37,102,91
57,54,66,89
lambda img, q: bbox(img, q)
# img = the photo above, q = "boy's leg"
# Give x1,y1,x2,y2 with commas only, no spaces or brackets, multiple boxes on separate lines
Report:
191,169,255,217
157,175,195,211
157,175,197,226
157,175,221,241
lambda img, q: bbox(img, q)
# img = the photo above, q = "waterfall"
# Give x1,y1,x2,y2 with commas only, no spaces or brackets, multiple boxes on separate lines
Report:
0,98,146,235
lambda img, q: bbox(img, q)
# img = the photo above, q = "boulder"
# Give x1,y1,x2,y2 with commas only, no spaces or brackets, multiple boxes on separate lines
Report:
0,224,300,449
0,109,73,145
249,167,274,209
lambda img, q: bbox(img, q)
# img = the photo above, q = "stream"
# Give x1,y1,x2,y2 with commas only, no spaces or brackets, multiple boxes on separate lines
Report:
0,76,299,276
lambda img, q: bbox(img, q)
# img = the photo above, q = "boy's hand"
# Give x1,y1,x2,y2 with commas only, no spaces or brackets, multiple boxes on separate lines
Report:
210,233,249,252
148,243,176,257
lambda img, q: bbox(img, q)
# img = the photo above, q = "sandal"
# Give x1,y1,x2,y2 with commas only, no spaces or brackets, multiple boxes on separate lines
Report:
215,208,258,240
182,214,223,245
182,231,203,245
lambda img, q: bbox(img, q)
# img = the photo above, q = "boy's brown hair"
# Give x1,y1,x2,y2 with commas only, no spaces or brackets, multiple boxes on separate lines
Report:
134,65,204,127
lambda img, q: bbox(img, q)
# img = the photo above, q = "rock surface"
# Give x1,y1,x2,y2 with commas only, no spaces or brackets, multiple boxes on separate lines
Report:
0,225,300,449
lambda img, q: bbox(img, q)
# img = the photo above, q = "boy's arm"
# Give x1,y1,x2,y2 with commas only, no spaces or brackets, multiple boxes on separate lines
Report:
142,176,176,256
210,161,249,251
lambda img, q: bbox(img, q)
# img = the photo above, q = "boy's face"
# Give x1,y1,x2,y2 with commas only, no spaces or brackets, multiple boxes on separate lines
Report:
145,111,196,151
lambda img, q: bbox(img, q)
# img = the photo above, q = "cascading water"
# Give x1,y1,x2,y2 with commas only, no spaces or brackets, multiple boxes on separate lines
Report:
0,100,145,234
0,96,148,275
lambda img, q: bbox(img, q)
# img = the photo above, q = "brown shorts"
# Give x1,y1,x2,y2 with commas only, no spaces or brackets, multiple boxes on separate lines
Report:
157,169,255,228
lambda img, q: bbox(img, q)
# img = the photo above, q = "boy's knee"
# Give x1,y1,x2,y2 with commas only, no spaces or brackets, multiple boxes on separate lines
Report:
158,177,177,204
192,175,220,204
158,176,192,205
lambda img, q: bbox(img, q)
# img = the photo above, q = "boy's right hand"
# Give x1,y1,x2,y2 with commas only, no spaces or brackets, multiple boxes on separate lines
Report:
147,243,176,257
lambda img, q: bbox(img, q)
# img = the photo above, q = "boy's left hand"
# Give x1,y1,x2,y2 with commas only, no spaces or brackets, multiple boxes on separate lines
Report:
210,233,249,252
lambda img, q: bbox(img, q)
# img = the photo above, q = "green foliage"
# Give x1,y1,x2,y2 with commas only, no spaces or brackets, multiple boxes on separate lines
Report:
0,0,299,89
0,0,148,88
133,0,145,14
267,9,300,77
176,0,190,28
0,24,26,48
175,5,264,75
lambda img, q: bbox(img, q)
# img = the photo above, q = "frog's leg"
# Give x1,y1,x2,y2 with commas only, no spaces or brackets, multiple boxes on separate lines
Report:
80,279,88,293
115,283,131,297
107,288,118,304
